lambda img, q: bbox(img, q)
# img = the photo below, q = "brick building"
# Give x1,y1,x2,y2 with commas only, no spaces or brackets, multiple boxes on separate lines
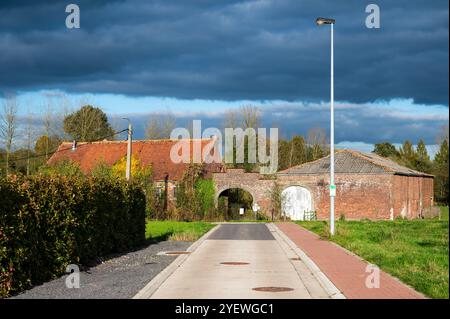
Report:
47,139,224,207
213,149,434,220
48,140,433,220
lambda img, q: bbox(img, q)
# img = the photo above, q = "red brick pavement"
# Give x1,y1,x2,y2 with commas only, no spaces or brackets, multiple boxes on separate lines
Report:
276,222,426,299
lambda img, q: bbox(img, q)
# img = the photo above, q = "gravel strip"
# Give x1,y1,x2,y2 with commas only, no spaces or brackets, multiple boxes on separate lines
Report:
10,241,192,299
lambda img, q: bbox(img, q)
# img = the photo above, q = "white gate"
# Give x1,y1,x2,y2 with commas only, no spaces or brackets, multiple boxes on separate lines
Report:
281,186,312,221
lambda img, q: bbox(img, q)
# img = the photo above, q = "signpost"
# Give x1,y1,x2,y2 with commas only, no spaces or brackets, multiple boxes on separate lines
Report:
252,203,260,221
330,184,336,197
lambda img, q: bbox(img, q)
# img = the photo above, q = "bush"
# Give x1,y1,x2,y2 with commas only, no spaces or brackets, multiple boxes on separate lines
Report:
0,175,146,297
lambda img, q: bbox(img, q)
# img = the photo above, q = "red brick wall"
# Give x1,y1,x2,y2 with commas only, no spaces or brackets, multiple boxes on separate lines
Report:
391,175,434,219
277,174,393,220
211,170,434,220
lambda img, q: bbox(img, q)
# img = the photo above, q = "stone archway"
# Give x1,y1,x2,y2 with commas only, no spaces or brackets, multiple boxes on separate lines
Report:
215,185,256,207
212,169,274,214
217,187,255,220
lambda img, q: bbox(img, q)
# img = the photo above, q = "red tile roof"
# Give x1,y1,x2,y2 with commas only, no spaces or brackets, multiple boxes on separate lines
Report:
47,139,224,181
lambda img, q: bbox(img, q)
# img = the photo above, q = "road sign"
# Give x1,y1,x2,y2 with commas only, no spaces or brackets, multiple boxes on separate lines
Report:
330,184,336,197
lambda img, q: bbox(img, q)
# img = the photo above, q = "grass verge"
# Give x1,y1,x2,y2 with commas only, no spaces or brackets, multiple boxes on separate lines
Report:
297,219,449,299
439,206,449,221
145,220,215,242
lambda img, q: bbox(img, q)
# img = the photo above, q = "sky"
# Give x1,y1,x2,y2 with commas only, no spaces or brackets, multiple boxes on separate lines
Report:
0,0,448,156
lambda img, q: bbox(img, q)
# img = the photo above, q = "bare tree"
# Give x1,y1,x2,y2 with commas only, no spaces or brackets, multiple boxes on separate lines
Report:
0,93,19,176
223,109,238,130
307,127,328,160
146,112,176,139
240,105,261,129
24,109,36,176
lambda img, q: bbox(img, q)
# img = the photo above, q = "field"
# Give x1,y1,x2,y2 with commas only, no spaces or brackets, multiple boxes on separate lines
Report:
145,220,215,242
297,218,449,299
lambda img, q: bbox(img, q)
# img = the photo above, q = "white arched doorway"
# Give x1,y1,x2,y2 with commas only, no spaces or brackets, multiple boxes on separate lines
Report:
281,186,312,221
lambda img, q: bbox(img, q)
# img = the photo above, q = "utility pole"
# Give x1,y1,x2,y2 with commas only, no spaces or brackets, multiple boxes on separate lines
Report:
123,118,132,181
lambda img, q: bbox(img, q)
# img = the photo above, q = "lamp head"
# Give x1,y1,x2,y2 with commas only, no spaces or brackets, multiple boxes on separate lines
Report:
316,17,335,25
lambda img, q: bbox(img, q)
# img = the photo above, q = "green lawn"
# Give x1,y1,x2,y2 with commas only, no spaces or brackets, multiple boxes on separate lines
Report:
145,220,215,242
439,206,449,221
297,219,449,299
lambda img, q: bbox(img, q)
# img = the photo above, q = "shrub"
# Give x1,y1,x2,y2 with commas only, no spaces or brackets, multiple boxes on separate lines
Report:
175,164,218,221
39,159,84,178
0,175,146,297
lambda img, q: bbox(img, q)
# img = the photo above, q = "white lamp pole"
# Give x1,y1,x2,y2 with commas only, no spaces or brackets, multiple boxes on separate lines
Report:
316,17,336,236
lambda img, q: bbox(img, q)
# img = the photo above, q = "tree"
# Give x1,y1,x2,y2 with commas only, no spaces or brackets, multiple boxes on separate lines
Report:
145,112,176,139
35,135,62,155
307,127,327,161
398,140,417,169
373,142,399,158
415,139,431,173
270,182,285,220
240,105,260,129
278,139,290,171
222,106,261,171
0,93,18,176
289,135,308,167
433,139,449,204
63,105,114,142
24,110,36,175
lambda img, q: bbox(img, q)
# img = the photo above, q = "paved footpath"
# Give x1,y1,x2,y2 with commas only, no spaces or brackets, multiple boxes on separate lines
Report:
138,223,338,299
276,222,426,299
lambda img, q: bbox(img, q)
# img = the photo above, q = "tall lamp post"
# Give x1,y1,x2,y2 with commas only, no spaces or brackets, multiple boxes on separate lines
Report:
122,118,132,181
316,17,336,235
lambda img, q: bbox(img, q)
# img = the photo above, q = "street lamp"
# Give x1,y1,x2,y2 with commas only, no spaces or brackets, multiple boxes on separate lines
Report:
316,17,336,236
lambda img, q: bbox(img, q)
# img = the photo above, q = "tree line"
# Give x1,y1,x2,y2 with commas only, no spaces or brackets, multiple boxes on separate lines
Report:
0,94,115,176
373,133,449,204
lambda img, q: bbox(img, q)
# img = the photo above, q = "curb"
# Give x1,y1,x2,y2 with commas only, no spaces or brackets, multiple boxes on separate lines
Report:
132,225,219,299
268,223,346,299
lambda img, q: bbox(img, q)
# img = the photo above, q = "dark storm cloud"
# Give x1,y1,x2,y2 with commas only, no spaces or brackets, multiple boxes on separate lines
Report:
0,0,448,105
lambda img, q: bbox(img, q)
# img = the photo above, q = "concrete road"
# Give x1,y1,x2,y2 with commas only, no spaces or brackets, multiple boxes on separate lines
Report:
148,223,333,299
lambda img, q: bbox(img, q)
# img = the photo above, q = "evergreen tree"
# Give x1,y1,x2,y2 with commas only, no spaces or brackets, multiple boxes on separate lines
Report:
373,142,399,158
398,140,417,169
415,139,431,173
433,139,449,204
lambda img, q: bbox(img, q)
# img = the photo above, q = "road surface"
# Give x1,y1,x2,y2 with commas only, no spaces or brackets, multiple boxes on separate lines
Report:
146,223,334,299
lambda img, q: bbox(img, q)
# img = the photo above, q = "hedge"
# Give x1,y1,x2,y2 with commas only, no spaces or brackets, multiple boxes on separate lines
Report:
0,175,146,297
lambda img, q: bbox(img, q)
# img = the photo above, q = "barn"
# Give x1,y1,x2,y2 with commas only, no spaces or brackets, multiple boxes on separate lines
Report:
47,139,224,209
213,149,434,220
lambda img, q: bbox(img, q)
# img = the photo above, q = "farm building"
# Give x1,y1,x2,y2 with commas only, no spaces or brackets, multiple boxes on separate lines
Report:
213,149,434,220
47,139,224,209
48,140,434,220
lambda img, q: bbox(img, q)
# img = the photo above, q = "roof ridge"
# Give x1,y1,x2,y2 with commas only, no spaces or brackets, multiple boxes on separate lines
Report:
343,149,395,173
278,149,353,173
59,138,215,144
